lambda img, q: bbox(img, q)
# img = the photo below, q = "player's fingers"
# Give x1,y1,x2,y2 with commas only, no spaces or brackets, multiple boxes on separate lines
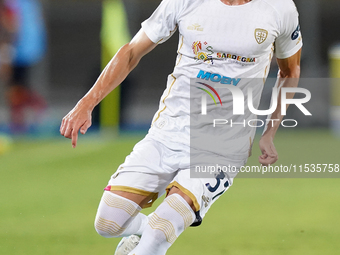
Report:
261,145,277,161
61,116,75,137
80,120,92,135
259,157,271,166
259,155,268,164
266,149,278,162
71,128,79,148
60,118,67,135
259,151,269,165
63,121,74,139
259,153,267,159
259,153,278,166
268,146,277,158
60,119,64,134
262,157,278,166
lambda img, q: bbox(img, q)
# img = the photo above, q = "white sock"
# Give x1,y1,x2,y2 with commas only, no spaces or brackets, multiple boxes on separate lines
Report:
120,212,148,237
129,194,195,255
94,191,142,238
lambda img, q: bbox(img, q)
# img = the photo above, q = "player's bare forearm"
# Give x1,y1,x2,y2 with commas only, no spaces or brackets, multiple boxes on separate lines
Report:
259,49,301,165
60,29,157,147
78,30,157,110
263,49,301,138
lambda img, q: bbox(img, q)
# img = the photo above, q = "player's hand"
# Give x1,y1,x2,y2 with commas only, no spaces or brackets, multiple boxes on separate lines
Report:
60,101,92,148
258,135,278,166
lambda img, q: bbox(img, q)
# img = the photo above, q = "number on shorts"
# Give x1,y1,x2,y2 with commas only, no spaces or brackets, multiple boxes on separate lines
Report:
205,170,229,200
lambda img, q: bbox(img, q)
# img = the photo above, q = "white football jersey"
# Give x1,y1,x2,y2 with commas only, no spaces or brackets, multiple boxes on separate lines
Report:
142,0,302,160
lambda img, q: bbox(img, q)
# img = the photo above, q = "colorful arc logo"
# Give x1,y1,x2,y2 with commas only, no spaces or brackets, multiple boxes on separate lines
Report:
196,82,222,106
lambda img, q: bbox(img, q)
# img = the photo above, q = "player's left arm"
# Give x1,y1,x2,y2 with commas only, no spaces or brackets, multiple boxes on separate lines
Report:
258,48,301,166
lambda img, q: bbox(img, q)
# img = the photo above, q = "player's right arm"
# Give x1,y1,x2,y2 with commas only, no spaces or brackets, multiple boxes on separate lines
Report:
60,29,157,148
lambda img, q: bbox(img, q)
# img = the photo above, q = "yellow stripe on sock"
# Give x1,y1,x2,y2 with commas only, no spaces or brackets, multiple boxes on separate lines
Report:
148,213,177,244
95,217,125,237
103,192,138,217
166,196,194,229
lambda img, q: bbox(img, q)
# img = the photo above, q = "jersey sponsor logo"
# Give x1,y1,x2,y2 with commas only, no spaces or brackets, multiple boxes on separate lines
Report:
196,82,223,106
187,23,204,31
254,28,268,44
216,52,256,63
197,70,241,86
192,41,214,64
192,42,256,65
291,24,301,40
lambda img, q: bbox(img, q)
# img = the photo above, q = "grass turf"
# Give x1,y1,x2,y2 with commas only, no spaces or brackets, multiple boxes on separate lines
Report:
0,129,339,255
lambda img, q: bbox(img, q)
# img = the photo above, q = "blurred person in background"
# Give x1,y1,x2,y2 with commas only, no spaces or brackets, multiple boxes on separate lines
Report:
0,0,16,83
7,0,47,133
0,0,16,150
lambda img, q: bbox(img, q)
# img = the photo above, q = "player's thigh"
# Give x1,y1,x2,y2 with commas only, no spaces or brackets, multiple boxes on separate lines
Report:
110,190,151,208
105,135,180,208
166,168,236,226
167,186,196,211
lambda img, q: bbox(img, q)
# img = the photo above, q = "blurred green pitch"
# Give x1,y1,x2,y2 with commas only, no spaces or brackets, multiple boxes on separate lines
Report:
1,129,339,255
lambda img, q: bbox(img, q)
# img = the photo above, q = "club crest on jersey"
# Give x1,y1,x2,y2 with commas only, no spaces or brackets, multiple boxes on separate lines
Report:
254,28,268,44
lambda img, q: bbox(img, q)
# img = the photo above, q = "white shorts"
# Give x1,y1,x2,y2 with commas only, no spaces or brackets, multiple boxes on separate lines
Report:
105,134,246,224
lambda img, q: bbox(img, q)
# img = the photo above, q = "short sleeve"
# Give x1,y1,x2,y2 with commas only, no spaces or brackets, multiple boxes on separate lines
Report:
274,1,303,59
141,0,183,44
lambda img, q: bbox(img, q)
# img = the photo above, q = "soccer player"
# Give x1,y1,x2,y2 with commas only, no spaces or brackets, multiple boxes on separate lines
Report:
60,0,302,254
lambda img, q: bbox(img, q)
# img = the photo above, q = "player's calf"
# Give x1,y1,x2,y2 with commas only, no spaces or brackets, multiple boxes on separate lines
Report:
130,193,195,255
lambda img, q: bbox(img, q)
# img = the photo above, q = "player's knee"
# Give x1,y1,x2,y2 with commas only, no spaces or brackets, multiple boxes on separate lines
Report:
94,215,125,238
94,191,141,238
